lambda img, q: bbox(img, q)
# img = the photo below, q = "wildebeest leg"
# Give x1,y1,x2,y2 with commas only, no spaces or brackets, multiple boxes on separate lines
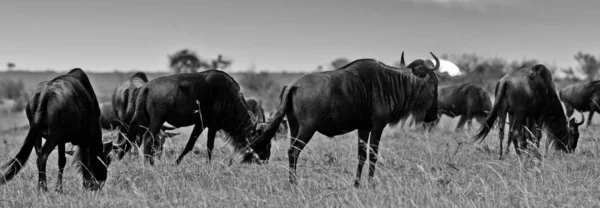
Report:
142,122,162,165
175,125,204,165
525,118,540,156
354,129,369,187
37,138,58,192
206,128,217,161
55,143,66,192
288,127,316,185
535,120,542,148
588,110,595,127
510,118,525,157
498,113,507,160
455,115,467,131
367,125,385,187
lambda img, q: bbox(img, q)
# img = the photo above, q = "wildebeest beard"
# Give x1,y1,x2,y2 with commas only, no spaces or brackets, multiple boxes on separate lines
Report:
215,93,258,150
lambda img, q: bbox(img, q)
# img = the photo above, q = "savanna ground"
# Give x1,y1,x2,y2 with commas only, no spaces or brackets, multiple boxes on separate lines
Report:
1,113,600,207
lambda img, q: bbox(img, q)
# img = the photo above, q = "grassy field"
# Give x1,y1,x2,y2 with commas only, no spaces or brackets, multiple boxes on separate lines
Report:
1,114,600,207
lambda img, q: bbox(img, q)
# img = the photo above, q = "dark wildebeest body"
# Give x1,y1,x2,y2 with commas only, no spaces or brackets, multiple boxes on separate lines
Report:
122,70,261,165
0,68,113,191
245,53,440,187
110,73,177,156
474,65,582,159
99,102,179,144
245,98,266,123
559,81,600,126
112,72,148,124
436,83,492,130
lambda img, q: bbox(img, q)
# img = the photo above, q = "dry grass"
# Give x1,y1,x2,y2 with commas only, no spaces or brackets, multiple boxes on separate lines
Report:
1,115,600,207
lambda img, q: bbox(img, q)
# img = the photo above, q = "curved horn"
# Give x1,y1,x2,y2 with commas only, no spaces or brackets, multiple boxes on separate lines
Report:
426,52,440,71
400,51,406,68
575,112,584,126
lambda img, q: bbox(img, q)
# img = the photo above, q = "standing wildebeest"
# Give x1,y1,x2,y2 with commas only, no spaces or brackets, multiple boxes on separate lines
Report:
0,68,113,191
474,65,582,159
436,83,492,131
121,70,263,165
244,52,441,186
559,81,600,126
245,98,266,123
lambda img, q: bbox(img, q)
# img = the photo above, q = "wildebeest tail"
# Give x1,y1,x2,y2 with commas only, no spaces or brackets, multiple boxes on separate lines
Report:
473,82,506,143
125,87,149,145
0,91,48,184
252,86,296,146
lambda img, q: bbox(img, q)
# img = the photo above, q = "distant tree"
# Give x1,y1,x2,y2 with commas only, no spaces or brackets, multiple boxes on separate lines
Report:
574,51,600,81
561,67,578,81
7,62,15,71
210,54,233,71
316,65,323,72
168,49,205,73
331,58,350,70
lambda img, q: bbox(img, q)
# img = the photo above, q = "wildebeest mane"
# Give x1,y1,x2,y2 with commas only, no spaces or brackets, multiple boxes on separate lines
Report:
207,71,255,150
335,59,438,126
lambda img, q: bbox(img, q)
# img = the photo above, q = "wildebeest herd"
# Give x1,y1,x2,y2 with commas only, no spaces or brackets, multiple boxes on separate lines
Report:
0,52,592,191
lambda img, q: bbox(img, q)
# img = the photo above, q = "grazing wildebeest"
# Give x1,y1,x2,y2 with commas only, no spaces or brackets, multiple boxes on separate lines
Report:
245,98,266,123
244,52,441,186
0,68,113,191
473,65,582,159
559,81,600,126
110,73,178,156
121,70,264,165
436,83,492,131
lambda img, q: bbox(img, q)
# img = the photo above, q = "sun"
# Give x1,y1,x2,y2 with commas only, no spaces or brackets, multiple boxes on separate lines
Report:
433,59,463,76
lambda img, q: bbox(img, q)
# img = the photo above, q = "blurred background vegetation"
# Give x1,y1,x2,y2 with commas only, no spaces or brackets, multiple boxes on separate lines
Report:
1,50,598,115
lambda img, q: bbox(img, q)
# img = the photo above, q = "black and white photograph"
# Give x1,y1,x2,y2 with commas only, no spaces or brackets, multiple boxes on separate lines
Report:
0,0,599,207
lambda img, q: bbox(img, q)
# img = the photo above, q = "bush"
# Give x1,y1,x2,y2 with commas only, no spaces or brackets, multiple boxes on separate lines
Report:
0,78,26,100
0,78,28,113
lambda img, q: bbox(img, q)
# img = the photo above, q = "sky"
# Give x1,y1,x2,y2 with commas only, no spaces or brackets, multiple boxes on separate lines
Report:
0,0,598,73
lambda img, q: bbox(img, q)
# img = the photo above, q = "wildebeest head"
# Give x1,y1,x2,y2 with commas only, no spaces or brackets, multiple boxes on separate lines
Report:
81,141,114,191
401,52,441,123
561,112,584,152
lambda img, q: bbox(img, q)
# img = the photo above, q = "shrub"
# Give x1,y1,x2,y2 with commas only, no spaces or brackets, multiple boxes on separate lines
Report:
0,78,26,100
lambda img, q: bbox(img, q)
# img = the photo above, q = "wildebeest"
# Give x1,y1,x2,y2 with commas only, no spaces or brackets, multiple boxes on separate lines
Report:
120,70,264,165
559,81,600,126
112,72,148,124
245,98,266,123
110,73,178,156
0,68,113,191
244,52,440,186
436,83,492,130
474,65,582,159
